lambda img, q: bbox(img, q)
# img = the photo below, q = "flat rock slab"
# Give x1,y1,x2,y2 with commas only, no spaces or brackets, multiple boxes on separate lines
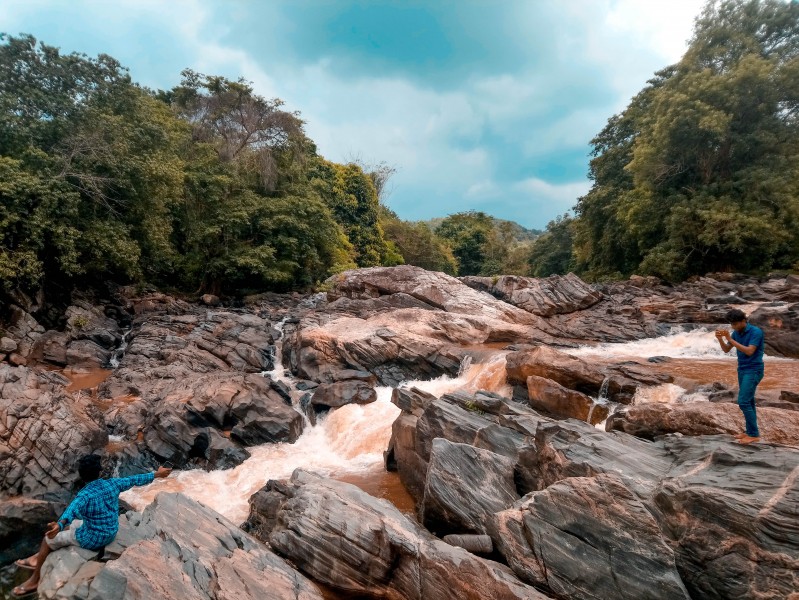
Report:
607,401,799,445
37,492,323,600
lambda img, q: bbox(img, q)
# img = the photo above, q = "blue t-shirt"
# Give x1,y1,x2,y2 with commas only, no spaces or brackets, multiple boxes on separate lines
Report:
731,324,764,372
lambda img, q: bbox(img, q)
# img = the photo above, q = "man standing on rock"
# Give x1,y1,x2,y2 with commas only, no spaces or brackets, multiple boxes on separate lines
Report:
715,308,765,445
12,455,171,597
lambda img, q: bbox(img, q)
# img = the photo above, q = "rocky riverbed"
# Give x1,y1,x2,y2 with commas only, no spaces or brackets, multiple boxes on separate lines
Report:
1,266,798,599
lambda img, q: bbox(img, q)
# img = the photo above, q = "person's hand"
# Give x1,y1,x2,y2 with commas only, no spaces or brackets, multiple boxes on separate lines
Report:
45,521,60,539
155,466,172,479
720,330,731,340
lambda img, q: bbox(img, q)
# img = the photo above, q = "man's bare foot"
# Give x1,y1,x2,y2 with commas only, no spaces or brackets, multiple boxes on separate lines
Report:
738,435,761,445
734,432,748,439
14,555,37,570
11,581,38,597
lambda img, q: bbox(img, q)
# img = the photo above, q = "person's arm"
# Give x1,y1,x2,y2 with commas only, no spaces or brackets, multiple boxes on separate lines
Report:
715,331,733,353
57,495,85,530
113,467,171,493
721,331,758,356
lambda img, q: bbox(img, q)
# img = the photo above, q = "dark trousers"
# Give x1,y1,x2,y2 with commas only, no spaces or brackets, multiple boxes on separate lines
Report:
737,369,764,437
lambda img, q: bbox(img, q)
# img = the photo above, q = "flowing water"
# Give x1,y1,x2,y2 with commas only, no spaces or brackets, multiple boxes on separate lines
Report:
122,337,510,523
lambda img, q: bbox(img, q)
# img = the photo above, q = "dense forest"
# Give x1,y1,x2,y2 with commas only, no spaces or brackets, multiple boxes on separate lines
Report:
529,0,799,281
0,33,539,308
2,0,797,311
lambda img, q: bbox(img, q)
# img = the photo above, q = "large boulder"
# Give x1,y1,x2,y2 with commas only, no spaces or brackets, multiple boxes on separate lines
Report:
37,492,324,600
420,438,519,536
460,273,603,317
607,401,799,445
244,470,552,600
490,473,690,600
653,437,799,599
0,496,60,565
749,302,799,358
526,375,609,424
0,364,107,497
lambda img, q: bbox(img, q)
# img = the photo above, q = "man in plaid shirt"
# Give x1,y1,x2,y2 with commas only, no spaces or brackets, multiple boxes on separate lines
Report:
12,454,171,597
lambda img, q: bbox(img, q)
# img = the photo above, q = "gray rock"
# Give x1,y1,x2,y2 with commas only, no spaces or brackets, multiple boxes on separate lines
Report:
310,380,376,408
490,473,690,600
421,438,519,536
37,492,324,600
0,337,17,353
246,470,552,600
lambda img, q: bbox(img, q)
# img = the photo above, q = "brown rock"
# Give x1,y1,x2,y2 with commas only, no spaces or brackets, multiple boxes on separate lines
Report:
607,401,799,445
310,380,376,408
526,375,609,424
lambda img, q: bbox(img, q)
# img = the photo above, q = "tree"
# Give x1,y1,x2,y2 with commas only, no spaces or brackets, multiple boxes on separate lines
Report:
379,206,457,274
528,215,576,277
574,0,799,280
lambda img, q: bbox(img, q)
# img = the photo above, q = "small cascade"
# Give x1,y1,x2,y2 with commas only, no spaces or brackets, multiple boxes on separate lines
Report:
121,350,515,524
597,376,611,402
109,328,132,368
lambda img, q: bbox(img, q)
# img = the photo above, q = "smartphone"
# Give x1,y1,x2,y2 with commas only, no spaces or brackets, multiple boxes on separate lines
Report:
162,461,174,469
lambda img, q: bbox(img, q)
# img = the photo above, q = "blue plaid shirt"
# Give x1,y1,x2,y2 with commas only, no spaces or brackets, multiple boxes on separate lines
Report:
59,472,155,550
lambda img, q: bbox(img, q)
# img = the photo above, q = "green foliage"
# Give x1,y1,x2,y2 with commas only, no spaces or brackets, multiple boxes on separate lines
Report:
573,0,799,281
379,206,456,274
528,215,576,277
310,159,395,267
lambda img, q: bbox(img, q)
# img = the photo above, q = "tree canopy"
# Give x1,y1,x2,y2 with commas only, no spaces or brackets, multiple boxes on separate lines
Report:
569,0,799,281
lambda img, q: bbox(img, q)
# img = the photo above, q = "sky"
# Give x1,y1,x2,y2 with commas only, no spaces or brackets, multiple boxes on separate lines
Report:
1,0,707,229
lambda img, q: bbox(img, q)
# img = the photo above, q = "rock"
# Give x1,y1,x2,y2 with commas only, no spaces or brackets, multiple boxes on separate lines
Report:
310,380,376,408
420,438,519,536
515,419,673,498
441,534,493,554
65,339,112,368
780,390,799,404
653,438,799,599
526,375,608,424
0,364,107,497
490,473,690,600
749,302,799,358
37,492,324,600
34,331,69,365
8,353,26,366
0,337,17,353
391,386,436,415
606,401,799,445
460,273,603,317
136,373,302,466
245,470,552,600
0,496,60,565
200,294,221,306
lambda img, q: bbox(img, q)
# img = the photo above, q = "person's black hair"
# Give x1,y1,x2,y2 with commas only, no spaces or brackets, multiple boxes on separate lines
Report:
725,308,747,324
77,454,103,482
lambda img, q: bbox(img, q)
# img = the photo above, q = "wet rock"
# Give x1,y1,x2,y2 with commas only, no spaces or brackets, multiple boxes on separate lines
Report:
526,375,608,424
37,492,324,600
64,303,121,350
246,470,552,600
420,438,519,536
780,390,799,404
34,331,69,366
391,386,436,415
490,473,690,600
310,380,376,408
606,401,799,445
135,373,302,466
461,273,603,317
749,302,799,358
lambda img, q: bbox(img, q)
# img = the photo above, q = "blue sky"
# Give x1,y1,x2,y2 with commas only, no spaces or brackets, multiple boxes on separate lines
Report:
1,0,706,229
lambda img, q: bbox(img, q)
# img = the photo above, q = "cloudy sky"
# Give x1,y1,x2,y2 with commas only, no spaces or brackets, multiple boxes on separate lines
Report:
1,0,707,229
